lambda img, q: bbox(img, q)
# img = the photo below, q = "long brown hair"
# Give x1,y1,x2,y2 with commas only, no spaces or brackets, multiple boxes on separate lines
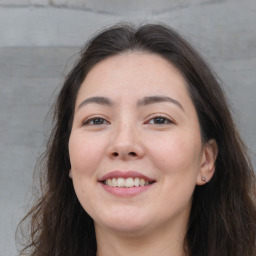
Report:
18,23,256,256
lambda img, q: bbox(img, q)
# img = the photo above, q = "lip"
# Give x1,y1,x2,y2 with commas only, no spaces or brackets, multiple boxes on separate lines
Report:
98,170,156,197
98,170,155,182
101,183,153,197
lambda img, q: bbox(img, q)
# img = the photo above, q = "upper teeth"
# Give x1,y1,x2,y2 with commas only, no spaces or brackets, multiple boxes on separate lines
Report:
105,177,150,187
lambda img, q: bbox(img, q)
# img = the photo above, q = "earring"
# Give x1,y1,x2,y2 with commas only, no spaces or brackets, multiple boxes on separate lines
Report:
201,176,206,182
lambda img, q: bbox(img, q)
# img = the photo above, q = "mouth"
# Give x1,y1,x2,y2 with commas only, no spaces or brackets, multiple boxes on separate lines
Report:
98,171,156,188
102,177,155,188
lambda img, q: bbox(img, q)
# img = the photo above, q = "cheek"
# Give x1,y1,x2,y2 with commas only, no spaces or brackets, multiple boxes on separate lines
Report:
145,133,202,218
147,132,202,175
69,132,106,176
68,133,107,213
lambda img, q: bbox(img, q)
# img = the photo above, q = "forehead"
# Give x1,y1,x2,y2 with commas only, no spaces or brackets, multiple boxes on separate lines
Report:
75,52,191,108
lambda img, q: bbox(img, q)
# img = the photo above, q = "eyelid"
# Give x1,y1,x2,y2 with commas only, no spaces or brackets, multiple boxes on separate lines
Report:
81,115,110,126
144,114,175,125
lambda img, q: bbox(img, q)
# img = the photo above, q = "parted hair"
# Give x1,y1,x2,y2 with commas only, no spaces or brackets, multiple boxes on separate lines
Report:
18,23,256,256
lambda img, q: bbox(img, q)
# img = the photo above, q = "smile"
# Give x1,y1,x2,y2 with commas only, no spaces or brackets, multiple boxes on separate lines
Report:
103,177,154,188
99,171,156,194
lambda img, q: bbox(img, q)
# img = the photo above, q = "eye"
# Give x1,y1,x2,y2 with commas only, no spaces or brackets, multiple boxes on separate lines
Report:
82,117,109,126
147,116,173,125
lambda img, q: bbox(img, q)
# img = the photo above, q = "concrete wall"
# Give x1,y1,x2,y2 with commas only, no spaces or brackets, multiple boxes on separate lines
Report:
0,0,255,255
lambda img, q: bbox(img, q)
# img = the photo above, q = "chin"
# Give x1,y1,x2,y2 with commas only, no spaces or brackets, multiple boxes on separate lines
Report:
94,208,153,235
101,221,151,237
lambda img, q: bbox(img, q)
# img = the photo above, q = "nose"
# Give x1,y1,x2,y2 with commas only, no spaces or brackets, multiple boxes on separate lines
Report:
106,123,145,160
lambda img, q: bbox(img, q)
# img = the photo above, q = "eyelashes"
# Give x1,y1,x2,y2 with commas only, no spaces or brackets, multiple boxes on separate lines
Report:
82,115,174,127
146,116,173,125
82,117,110,126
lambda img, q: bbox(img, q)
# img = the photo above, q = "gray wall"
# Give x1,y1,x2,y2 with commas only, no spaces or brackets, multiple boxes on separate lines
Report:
0,0,255,255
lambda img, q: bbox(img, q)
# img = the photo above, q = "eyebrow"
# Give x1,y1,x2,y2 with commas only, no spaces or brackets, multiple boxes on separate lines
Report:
77,96,114,110
77,95,184,111
137,96,184,111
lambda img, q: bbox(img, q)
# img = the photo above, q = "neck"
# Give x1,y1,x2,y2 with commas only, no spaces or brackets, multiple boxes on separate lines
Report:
95,220,188,256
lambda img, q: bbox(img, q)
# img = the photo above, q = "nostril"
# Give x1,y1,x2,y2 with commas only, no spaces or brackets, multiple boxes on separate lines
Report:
110,151,137,158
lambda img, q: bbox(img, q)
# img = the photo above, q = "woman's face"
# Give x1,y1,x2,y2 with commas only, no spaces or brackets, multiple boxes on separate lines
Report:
69,52,215,236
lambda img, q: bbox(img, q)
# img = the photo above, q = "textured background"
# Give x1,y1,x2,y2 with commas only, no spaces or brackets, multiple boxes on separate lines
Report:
0,0,255,255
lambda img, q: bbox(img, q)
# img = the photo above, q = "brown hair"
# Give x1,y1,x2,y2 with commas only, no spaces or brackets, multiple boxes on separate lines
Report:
18,23,256,256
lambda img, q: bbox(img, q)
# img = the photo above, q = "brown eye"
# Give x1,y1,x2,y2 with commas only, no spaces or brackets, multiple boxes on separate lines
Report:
83,117,109,126
148,117,172,125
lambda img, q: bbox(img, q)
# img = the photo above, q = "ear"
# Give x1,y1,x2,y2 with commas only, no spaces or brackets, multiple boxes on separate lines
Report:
197,139,218,185
69,169,73,179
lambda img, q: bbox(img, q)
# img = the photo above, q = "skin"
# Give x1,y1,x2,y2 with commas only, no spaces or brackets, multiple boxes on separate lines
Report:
68,52,217,256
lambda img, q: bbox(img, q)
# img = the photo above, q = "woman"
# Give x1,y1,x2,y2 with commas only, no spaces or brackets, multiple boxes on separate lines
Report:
18,23,256,256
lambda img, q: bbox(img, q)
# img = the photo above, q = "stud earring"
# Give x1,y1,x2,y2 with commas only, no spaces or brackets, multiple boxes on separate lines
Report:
201,176,206,182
